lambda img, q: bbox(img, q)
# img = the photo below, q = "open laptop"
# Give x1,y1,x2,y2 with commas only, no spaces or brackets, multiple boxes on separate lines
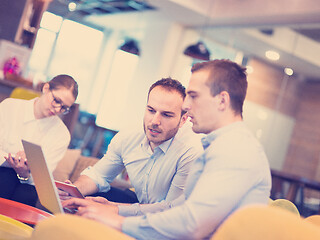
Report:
21,139,71,214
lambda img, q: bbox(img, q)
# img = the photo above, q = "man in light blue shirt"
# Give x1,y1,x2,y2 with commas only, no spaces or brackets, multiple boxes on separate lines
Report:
60,78,202,208
63,60,272,239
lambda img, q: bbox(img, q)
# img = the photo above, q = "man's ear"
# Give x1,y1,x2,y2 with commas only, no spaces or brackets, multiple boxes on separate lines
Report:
42,83,50,94
179,113,188,128
218,91,230,111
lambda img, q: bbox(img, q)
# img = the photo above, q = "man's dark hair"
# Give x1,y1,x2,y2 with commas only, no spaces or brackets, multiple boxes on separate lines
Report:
148,78,186,115
191,59,247,117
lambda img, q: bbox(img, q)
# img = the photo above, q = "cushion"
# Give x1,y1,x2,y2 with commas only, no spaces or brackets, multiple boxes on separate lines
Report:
69,156,99,183
268,198,300,216
212,206,320,240
30,213,134,240
53,149,81,182
10,87,41,100
304,215,320,227
0,214,33,240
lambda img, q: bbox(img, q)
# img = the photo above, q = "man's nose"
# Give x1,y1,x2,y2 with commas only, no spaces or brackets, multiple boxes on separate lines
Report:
151,112,161,125
182,99,190,112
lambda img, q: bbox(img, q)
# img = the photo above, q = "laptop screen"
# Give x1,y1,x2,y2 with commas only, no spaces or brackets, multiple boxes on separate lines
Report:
21,139,64,214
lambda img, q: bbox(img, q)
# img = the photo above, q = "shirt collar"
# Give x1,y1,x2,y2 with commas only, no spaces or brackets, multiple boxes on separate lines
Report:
157,137,173,153
201,121,244,149
141,135,174,154
23,98,37,123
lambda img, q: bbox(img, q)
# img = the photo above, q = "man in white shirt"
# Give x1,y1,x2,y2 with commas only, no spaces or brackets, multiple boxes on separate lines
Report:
60,78,202,208
63,60,271,239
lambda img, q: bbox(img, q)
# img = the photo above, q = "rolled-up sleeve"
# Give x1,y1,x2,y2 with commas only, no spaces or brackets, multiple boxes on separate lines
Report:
81,132,125,192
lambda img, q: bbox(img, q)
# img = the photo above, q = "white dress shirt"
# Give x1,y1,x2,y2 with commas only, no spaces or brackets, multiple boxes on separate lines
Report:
81,124,202,207
122,122,272,239
0,98,70,184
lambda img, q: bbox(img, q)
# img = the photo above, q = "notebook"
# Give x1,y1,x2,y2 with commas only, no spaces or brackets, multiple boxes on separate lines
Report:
22,139,71,214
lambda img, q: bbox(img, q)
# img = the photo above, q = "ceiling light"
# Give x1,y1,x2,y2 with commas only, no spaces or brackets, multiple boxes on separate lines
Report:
246,65,254,74
68,2,77,12
183,1,213,61
119,39,140,56
265,50,280,61
284,67,293,76
184,41,210,61
259,29,274,36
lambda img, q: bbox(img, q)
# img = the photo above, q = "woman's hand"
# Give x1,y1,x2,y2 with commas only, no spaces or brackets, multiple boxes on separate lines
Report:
5,151,30,179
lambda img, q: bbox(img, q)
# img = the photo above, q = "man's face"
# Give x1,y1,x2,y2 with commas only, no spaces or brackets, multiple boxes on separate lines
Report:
183,70,220,134
143,86,186,150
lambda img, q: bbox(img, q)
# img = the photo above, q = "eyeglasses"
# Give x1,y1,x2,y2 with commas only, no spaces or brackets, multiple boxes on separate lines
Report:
50,90,71,115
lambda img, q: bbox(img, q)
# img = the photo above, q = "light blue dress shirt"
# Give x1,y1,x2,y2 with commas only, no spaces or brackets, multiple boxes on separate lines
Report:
122,121,272,239
81,125,202,205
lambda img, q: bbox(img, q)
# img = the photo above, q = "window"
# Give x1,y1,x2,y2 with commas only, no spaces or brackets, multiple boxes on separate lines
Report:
28,28,56,73
28,12,104,110
96,50,139,131
28,12,62,82
47,19,103,108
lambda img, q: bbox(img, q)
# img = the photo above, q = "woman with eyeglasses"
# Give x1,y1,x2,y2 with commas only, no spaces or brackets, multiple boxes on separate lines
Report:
0,74,78,207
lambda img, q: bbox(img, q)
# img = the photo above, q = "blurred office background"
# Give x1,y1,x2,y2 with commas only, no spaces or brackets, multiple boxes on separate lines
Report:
1,0,320,213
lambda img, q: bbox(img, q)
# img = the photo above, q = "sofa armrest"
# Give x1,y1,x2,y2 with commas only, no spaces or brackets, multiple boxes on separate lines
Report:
53,149,81,182
68,155,132,190
69,156,99,183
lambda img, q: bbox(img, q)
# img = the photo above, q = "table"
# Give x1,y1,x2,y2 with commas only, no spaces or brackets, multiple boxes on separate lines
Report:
0,197,53,226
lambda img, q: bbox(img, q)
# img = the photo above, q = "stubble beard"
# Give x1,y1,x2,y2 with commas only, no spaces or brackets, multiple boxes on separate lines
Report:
143,121,180,147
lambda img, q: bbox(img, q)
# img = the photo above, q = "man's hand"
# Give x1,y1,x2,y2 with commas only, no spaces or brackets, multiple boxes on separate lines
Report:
58,179,76,200
62,198,124,231
85,196,118,206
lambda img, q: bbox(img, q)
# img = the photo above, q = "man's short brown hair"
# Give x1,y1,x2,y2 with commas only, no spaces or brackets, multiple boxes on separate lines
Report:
191,59,247,117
